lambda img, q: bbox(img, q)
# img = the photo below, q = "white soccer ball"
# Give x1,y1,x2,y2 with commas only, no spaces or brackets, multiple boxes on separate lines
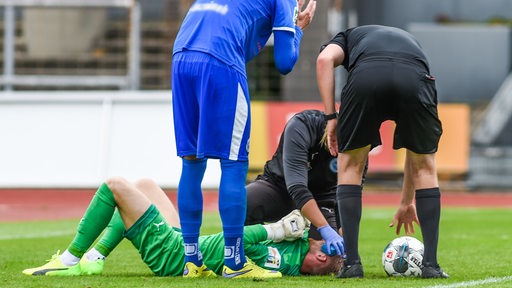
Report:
382,236,424,277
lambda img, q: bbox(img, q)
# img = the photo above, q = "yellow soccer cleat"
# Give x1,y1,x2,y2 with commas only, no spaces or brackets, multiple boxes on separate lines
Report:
222,258,282,279
80,257,104,275
183,262,217,278
22,251,81,276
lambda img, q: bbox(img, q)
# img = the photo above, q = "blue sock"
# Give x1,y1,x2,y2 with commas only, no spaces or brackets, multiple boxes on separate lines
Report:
178,158,207,266
219,159,248,270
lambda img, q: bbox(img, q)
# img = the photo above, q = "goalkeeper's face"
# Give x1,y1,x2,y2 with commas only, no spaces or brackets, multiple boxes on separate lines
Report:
302,240,343,275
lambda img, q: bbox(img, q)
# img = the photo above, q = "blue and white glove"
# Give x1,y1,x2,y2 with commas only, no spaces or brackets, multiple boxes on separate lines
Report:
318,225,345,256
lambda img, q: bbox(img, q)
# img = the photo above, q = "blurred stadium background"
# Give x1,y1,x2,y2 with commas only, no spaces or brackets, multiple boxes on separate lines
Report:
0,0,511,191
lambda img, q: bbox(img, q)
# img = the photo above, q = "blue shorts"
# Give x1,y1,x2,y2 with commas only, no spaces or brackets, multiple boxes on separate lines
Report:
172,51,251,161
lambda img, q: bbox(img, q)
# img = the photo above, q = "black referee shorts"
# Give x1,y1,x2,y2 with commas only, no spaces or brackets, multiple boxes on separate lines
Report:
337,57,443,154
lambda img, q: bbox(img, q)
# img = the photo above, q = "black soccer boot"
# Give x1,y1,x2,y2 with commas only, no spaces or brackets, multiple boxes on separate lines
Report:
422,262,450,278
336,259,364,278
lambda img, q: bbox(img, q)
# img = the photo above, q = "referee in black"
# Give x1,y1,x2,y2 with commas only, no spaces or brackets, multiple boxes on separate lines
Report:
316,25,448,278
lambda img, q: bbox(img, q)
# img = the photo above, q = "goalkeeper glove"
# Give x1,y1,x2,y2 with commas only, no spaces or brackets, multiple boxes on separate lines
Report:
263,209,307,242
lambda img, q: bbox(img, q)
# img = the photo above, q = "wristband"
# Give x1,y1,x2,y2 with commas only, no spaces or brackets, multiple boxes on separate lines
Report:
324,113,338,121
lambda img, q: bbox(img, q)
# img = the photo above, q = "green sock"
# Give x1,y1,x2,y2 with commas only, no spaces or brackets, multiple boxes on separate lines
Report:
93,209,126,257
67,183,116,258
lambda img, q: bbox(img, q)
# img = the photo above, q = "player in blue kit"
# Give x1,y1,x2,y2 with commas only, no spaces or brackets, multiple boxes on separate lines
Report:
171,0,317,279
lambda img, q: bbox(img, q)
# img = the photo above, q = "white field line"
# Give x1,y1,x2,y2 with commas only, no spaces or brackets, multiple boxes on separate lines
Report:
0,230,74,240
424,276,512,288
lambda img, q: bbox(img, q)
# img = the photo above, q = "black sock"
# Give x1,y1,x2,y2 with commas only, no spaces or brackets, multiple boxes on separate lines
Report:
336,184,362,265
415,187,441,266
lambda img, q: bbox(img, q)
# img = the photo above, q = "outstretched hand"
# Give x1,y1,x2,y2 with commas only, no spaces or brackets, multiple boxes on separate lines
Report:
295,0,317,30
389,203,419,235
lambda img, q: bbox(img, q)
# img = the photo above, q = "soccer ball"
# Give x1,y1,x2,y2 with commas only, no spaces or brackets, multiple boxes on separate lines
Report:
382,236,424,277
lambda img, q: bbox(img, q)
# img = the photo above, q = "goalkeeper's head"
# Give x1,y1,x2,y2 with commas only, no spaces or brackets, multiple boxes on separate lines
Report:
300,238,343,275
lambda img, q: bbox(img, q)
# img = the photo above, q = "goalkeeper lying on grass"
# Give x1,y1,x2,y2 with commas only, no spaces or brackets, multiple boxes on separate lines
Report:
23,177,343,278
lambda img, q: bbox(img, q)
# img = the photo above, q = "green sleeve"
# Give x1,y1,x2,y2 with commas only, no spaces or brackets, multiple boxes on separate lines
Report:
243,224,268,244
243,225,309,276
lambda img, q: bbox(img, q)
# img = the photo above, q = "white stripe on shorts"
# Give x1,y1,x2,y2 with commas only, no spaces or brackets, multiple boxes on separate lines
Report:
229,83,248,160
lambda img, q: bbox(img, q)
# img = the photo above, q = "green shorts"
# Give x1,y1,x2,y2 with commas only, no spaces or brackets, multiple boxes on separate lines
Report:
125,204,185,276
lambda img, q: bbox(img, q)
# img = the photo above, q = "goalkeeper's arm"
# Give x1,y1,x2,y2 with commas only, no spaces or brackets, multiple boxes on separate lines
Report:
242,210,308,243
262,209,308,242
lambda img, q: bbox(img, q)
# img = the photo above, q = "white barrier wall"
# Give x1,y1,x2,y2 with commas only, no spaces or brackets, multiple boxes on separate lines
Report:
0,91,221,188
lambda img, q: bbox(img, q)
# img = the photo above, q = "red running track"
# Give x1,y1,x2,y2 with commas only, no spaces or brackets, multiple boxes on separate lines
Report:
1,188,511,222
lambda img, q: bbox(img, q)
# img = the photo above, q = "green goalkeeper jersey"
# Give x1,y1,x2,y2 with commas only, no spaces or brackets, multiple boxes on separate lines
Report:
127,205,308,276
201,225,309,276
245,227,309,276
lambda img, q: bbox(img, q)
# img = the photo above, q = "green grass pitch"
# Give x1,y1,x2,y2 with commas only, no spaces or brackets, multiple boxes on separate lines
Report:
1,207,511,288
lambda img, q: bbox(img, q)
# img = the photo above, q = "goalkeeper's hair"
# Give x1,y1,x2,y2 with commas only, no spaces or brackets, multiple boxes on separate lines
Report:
320,127,329,151
325,254,343,275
